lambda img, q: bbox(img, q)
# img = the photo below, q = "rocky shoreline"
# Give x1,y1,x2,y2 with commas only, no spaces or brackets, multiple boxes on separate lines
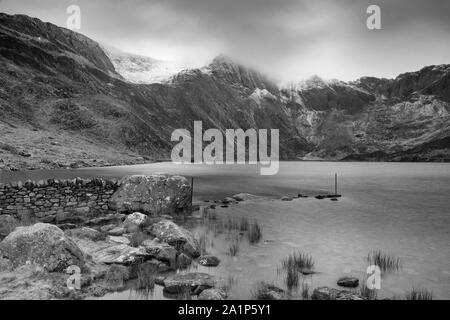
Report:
0,173,419,300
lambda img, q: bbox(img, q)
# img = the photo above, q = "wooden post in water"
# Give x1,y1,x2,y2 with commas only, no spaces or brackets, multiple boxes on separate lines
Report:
191,177,194,205
335,173,338,196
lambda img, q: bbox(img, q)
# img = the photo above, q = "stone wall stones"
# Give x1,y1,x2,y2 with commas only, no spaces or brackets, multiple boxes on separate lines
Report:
0,178,119,229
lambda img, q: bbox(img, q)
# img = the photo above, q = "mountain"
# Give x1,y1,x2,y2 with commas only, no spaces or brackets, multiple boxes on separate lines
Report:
280,68,450,160
0,13,449,171
101,45,184,84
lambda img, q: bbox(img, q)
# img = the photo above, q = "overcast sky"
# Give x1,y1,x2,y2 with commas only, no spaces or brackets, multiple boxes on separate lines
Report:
2,0,450,82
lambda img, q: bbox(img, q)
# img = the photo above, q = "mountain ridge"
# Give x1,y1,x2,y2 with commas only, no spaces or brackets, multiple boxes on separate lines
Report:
0,13,449,171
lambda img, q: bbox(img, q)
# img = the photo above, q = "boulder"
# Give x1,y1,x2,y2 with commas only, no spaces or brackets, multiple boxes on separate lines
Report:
0,223,84,272
0,215,18,238
281,196,293,201
108,227,126,236
67,227,103,241
141,239,177,264
108,236,131,245
148,220,200,258
337,277,359,288
108,174,192,215
122,212,147,232
163,272,216,294
312,287,365,300
198,288,227,300
254,283,286,300
74,237,147,265
198,255,220,267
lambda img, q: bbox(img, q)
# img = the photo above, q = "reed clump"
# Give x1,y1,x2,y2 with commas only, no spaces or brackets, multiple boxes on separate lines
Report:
367,250,401,273
281,252,315,275
247,221,262,244
405,288,433,300
359,277,378,300
228,235,240,257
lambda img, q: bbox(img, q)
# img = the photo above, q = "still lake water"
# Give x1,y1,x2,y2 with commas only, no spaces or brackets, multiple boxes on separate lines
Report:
1,162,449,299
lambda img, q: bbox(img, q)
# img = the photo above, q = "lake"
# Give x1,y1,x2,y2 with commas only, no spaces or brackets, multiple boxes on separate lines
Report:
1,162,449,299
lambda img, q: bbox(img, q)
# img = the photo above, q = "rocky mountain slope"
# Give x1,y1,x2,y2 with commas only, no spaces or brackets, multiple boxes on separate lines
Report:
0,13,449,171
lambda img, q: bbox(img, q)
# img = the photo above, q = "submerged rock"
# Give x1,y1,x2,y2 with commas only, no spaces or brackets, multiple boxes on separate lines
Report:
337,277,359,288
108,174,192,215
148,219,200,258
198,255,220,267
198,288,227,300
312,287,365,300
163,272,216,294
0,223,84,272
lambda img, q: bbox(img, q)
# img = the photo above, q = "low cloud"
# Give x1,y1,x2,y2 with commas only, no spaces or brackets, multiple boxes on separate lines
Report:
2,0,450,81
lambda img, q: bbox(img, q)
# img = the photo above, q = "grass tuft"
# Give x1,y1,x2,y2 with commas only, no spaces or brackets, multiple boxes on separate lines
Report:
281,252,315,274
134,263,157,298
219,275,237,294
239,217,249,232
367,250,401,273
405,287,433,300
301,282,310,300
359,278,378,300
228,235,240,257
247,221,262,244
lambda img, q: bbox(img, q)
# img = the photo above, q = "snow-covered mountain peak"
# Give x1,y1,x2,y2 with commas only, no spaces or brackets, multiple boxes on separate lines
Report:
101,45,185,84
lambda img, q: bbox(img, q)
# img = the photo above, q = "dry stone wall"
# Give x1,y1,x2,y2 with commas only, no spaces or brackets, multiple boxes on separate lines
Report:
0,178,120,226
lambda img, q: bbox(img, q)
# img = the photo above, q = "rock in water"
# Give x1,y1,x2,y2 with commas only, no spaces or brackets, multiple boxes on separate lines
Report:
312,287,365,300
232,193,258,201
148,219,200,258
337,277,359,288
254,283,286,300
163,272,216,294
198,255,220,267
141,239,177,264
198,288,227,300
109,174,192,215
0,223,84,272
